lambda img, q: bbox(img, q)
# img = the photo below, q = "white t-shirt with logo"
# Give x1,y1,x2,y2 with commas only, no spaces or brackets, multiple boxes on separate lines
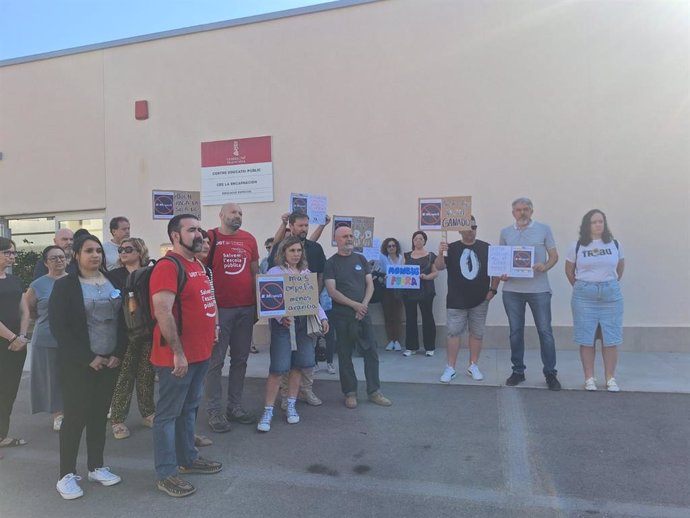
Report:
566,239,624,283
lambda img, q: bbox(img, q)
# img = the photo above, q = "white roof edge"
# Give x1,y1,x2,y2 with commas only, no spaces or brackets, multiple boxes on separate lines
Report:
0,0,380,67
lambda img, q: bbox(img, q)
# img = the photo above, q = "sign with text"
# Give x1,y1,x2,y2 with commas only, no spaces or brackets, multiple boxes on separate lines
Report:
418,196,473,231
256,272,320,318
331,215,374,248
153,190,201,220
201,136,273,205
385,264,420,289
361,238,382,262
488,246,535,278
289,192,327,225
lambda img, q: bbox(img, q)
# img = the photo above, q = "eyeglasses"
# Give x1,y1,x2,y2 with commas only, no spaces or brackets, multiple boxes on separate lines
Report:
46,256,66,262
470,226,478,230
118,246,135,254
387,244,397,248
2,250,17,257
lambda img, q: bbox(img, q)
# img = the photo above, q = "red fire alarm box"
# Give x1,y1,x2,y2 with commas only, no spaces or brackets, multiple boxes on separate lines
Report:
135,100,149,120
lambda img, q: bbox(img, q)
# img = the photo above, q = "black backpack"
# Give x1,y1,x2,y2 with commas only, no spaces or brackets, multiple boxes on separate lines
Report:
123,255,187,344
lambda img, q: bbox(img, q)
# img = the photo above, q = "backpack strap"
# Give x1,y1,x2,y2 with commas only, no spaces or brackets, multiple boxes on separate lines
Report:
207,228,218,270
156,255,188,336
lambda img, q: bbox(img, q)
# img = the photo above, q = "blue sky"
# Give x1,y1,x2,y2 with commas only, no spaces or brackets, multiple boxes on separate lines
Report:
0,0,330,60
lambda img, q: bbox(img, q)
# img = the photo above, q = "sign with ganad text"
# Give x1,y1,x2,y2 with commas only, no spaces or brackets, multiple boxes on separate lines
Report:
418,196,473,231
256,272,319,318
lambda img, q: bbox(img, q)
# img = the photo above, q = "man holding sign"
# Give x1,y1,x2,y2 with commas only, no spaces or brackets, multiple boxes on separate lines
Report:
499,198,561,390
324,227,392,409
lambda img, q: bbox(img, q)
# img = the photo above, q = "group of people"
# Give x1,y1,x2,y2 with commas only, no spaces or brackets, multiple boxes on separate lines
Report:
0,196,624,500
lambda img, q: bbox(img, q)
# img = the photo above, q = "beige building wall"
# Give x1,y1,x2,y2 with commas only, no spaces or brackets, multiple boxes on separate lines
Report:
1,0,688,348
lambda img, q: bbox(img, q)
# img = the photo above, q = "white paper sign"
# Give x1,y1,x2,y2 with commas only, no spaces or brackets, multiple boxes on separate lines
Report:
289,193,327,225
488,246,535,278
361,238,381,262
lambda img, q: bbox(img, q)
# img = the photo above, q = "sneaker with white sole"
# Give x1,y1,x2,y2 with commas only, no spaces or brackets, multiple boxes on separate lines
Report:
393,341,402,351
286,402,300,424
425,350,435,357
88,467,121,486
57,473,83,500
257,408,273,432
466,363,484,381
584,377,597,391
440,366,457,383
385,341,396,351
326,363,336,375
606,378,620,392
402,350,416,357
53,415,64,432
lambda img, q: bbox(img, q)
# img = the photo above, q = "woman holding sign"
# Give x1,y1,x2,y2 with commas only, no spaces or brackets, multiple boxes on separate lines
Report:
378,238,405,352
258,236,329,432
565,210,624,392
402,231,439,356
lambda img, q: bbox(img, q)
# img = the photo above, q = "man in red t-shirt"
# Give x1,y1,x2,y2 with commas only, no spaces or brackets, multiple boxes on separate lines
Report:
150,214,222,497
204,203,260,432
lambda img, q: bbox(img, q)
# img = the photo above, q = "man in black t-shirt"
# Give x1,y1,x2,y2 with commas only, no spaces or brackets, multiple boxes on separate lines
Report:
434,216,499,384
324,226,392,409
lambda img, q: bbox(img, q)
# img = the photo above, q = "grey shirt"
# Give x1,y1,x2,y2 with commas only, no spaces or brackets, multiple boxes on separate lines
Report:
499,220,556,293
103,240,120,271
81,279,122,355
324,252,371,316
29,275,60,349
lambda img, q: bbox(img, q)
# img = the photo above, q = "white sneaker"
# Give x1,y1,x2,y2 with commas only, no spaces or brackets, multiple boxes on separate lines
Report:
257,408,273,432
393,341,403,351
326,363,336,375
385,341,396,351
440,366,457,383
584,377,597,391
402,350,416,357
607,378,620,392
425,350,435,357
87,467,121,486
57,473,83,500
53,415,64,432
466,363,484,381
286,403,300,425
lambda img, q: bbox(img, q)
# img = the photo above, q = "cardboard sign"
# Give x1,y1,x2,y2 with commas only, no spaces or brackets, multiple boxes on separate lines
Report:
332,215,374,248
153,190,201,220
256,272,320,318
418,196,473,231
385,264,420,289
488,245,535,278
289,193,327,225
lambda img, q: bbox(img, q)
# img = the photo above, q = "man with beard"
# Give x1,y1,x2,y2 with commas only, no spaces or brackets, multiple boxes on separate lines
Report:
203,203,260,432
150,214,222,497
268,211,327,407
32,228,77,279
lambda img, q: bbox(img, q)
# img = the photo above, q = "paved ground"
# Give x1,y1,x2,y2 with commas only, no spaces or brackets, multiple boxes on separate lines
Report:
0,371,688,518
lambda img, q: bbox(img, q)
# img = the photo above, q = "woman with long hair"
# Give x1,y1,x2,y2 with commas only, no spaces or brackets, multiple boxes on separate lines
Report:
565,210,625,392
49,234,127,499
378,237,404,352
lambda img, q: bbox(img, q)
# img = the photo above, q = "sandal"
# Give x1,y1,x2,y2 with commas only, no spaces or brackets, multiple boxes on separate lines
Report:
0,437,28,448
111,423,130,440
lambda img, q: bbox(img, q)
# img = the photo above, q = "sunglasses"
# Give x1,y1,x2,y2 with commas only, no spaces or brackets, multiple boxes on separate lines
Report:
118,246,135,254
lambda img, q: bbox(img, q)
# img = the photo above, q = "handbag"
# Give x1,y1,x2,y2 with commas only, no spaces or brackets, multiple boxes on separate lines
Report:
307,314,325,338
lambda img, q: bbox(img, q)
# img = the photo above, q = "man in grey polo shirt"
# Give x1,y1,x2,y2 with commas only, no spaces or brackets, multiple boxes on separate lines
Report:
499,197,561,390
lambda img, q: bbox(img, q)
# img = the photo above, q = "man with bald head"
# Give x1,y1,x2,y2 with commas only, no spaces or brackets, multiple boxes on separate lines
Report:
324,226,392,409
203,203,260,432
32,228,77,279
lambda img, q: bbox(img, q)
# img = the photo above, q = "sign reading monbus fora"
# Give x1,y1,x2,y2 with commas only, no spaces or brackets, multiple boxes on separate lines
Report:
418,196,472,231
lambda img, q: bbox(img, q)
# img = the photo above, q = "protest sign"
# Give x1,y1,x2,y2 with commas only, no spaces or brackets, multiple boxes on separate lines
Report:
385,264,420,290
332,216,374,248
289,193,327,225
153,190,201,219
488,245,535,278
418,196,473,231
256,272,320,318
361,238,382,262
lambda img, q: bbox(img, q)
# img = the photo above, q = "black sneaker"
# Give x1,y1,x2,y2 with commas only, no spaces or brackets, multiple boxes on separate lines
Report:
178,456,223,475
208,412,231,433
505,372,526,386
157,476,196,497
545,373,561,391
226,408,257,425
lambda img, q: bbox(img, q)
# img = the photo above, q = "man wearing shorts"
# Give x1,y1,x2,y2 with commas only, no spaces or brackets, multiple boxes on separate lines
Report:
435,216,499,383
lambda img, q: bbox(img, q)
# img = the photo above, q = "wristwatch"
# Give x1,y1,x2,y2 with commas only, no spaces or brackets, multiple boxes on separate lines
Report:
489,288,498,295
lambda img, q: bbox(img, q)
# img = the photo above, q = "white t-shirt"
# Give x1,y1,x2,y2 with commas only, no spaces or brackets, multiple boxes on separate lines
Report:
103,240,121,271
566,239,624,282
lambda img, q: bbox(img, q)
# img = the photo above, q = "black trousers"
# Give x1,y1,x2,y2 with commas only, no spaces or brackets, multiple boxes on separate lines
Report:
404,296,436,351
0,346,27,438
59,360,118,477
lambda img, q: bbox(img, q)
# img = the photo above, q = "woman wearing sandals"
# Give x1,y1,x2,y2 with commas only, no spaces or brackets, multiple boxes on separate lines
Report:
26,246,68,432
565,210,625,392
49,234,127,499
0,237,30,452
109,238,155,440
257,236,329,432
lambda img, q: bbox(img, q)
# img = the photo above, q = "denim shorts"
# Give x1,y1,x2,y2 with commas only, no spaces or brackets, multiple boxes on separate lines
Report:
269,317,316,373
571,279,623,346
447,301,489,338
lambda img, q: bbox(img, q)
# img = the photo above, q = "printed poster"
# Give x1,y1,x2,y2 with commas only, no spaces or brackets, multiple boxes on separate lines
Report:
331,216,374,248
418,196,473,231
488,246,535,278
289,193,327,225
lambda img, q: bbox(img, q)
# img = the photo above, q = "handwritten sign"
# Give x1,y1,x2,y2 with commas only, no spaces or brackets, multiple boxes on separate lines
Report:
153,190,201,220
289,193,327,225
488,246,535,278
361,238,382,262
256,272,320,318
385,264,420,289
418,196,473,231
332,215,374,248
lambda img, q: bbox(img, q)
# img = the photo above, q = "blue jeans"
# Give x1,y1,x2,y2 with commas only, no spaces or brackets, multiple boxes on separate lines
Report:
153,360,209,480
502,291,557,376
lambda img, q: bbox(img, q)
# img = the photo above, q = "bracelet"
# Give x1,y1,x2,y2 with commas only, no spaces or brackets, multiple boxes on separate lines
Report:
7,334,17,345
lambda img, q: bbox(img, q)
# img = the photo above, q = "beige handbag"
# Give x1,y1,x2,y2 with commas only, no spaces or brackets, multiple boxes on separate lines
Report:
307,314,324,338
